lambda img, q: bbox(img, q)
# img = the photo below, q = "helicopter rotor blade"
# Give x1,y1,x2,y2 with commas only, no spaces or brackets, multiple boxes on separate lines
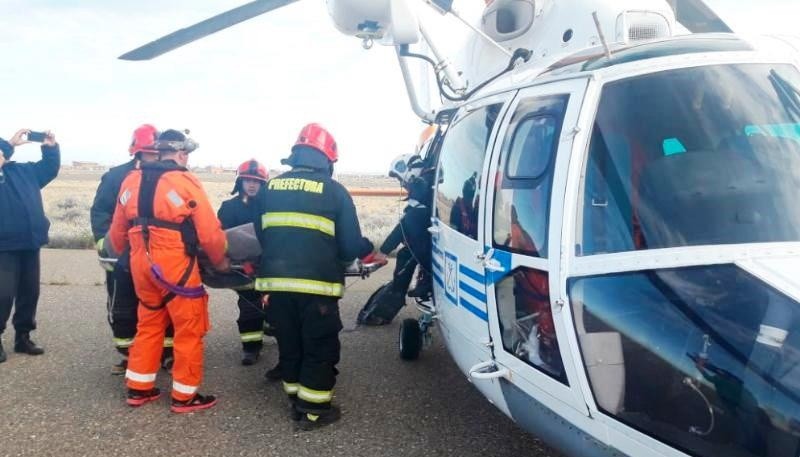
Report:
119,0,300,61
669,0,732,33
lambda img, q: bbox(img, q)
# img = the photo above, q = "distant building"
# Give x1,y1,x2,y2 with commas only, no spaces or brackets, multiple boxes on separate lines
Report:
68,161,105,171
192,165,237,175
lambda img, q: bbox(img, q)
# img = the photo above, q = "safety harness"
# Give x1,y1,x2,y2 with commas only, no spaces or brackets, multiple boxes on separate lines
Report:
132,164,204,310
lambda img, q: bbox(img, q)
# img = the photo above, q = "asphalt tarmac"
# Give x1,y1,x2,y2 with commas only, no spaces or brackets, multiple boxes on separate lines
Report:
0,249,560,457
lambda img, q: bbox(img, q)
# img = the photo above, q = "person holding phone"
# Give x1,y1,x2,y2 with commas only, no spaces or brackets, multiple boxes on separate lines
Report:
0,129,60,364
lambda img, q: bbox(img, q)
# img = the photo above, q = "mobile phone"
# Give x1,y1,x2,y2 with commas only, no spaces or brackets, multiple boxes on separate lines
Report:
27,131,47,142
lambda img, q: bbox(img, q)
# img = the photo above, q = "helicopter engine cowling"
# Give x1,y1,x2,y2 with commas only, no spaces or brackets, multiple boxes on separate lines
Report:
326,0,420,46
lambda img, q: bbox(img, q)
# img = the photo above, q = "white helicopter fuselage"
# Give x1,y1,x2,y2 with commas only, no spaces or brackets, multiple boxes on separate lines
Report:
117,0,800,454
425,33,800,457
327,1,800,455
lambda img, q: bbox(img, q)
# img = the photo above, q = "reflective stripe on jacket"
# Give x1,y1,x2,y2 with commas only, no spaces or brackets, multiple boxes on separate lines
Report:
256,168,368,297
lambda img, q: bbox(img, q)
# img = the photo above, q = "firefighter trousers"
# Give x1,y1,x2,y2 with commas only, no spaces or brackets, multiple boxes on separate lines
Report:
125,294,210,402
106,268,174,355
236,290,266,352
270,292,342,413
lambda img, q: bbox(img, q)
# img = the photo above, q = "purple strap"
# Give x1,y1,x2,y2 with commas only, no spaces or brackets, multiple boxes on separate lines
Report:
150,264,206,298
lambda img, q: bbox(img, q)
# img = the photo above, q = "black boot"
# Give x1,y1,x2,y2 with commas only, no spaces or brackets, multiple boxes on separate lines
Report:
161,347,174,372
0,340,6,363
264,363,282,381
407,274,432,299
296,406,341,431
14,333,44,356
242,349,261,366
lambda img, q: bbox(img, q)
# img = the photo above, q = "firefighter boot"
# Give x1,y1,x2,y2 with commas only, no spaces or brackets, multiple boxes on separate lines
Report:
407,271,433,299
112,347,129,375
297,406,341,431
0,340,6,363
289,396,302,421
161,347,174,373
171,393,218,413
264,362,282,381
14,333,44,355
111,357,128,375
242,349,261,366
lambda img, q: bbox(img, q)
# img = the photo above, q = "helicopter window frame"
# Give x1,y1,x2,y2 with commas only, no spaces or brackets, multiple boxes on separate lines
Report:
505,113,560,180
435,102,504,240
492,94,569,258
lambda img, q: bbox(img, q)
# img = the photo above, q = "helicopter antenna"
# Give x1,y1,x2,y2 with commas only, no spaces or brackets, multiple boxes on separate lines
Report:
592,11,612,60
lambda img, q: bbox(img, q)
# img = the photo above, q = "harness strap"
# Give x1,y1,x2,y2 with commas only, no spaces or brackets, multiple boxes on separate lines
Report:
135,166,204,310
131,217,183,232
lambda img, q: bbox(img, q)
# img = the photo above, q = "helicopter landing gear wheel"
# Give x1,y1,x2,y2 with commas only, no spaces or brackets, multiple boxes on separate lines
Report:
399,318,423,361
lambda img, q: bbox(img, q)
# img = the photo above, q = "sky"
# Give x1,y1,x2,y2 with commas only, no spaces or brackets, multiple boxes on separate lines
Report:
0,0,798,173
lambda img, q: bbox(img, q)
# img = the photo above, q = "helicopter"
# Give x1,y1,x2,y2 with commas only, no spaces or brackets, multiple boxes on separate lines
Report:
120,1,800,456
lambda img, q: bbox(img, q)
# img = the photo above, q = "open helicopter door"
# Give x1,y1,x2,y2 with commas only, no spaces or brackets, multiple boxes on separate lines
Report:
481,78,595,429
430,93,513,413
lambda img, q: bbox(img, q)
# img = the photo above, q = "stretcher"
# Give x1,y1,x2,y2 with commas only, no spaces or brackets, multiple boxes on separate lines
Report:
98,222,385,292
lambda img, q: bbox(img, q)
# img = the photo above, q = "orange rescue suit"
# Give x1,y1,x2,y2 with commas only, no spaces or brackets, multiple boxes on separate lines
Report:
109,161,226,401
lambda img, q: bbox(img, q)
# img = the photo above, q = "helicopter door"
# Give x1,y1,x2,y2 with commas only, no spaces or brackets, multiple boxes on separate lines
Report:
483,79,591,416
431,95,511,408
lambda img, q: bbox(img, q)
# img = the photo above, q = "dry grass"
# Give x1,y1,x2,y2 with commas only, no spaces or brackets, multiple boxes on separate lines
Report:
42,170,404,250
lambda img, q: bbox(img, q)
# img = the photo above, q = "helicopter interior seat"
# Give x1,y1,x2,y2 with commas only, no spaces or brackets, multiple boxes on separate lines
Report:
715,130,800,163
636,148,779,249
572,290,626,415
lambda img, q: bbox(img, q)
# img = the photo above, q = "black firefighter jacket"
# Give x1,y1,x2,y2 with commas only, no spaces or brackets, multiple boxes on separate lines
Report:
255,168,372,297
90,159,138,244
218,192,263,231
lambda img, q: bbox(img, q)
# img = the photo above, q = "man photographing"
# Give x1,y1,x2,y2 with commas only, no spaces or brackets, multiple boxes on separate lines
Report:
0,129,60,364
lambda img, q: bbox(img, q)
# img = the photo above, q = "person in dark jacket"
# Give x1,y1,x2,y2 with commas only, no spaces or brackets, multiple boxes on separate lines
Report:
376,173,433,299
0,129,60,364
256,123,374,430
217,159,271,366
90,124,174,374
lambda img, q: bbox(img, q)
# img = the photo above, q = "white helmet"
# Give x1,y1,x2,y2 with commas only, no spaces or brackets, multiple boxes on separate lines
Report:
388,154,423,186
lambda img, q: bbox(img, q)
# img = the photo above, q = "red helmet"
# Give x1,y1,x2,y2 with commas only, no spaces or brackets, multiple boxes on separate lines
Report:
236,159,269,182
128,124,159,155
293,123,338,162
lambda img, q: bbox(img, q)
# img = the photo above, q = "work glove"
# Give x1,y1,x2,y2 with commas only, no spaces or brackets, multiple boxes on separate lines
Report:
361,252,388,266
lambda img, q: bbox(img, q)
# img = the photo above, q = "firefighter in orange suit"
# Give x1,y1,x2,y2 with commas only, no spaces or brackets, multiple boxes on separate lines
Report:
109,129,229,413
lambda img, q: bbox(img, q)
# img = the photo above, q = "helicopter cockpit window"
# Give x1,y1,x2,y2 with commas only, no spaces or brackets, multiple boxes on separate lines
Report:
496,269,566,384
436,103,502,239
579,63,800,255
569,265,800,457
494,96,567,257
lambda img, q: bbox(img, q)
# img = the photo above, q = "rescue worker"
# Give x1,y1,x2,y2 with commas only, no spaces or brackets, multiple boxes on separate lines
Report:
374,170,433,299
256,123,374,430
0,129,59,363
217,159,272,366
90,124,175,374
109,129,229,413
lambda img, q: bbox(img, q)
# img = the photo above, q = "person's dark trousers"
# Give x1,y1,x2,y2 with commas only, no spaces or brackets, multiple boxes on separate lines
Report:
106,268,174,356
391,247,418,294
0,250,41,338
271,292,342,414
236,290,265,352
106,268,138,353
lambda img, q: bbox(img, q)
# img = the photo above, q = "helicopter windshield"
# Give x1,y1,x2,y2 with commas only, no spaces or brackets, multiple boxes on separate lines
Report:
579,63,800,255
